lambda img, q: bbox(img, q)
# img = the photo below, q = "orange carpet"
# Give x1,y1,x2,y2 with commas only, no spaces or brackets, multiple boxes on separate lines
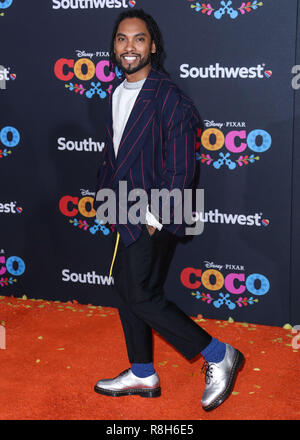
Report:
0,294,299,420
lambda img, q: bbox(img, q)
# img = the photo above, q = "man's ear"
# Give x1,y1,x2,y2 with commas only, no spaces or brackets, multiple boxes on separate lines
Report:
151,40,156,54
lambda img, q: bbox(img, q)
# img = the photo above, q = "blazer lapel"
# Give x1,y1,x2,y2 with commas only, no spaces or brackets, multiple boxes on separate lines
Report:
105,74,124,169
105,92,116,170
110,68,158,187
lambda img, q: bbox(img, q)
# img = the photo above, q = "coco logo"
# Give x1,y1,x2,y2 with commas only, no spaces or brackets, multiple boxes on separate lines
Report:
59,190,114,236
0,0,13,16
181,263,270,310
54,56,122,99
187,0,263,19
0,126,21,159
196,121,272,170
0,252,26,288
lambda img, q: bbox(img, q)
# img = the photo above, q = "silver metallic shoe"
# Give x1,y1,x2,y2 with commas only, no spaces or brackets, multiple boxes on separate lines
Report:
201,344,245,411
94,368,161,398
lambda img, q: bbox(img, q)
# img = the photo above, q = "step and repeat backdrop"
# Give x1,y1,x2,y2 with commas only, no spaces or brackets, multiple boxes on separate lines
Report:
1,0,299,326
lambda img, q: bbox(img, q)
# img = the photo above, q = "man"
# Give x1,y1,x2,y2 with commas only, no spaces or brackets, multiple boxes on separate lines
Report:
93,9,244,412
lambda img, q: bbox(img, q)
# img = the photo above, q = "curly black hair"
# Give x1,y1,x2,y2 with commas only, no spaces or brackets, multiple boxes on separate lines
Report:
109,8,168,75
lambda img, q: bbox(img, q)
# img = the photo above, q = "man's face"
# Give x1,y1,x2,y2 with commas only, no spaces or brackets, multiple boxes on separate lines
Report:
114,17,156,79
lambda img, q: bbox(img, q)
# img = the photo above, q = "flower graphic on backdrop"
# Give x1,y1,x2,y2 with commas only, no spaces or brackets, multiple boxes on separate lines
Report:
187,0,263,19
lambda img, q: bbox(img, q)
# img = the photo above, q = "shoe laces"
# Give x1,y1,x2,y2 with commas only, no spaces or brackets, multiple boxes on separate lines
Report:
201,361,217,384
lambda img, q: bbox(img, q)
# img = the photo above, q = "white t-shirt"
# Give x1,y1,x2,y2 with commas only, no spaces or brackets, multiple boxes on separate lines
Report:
112,78,145,157
112,78,162,230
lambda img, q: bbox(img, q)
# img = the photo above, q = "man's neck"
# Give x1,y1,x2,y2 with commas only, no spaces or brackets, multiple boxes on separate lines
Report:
125,63,152,83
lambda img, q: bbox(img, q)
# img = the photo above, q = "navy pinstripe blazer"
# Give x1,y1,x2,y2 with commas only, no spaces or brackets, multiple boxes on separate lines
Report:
94,66,201,247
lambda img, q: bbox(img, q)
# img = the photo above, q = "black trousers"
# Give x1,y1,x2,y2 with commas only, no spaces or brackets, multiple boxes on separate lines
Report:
112,224,212,363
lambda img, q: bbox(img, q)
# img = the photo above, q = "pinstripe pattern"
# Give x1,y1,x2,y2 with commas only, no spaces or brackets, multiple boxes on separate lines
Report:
94,67,201,246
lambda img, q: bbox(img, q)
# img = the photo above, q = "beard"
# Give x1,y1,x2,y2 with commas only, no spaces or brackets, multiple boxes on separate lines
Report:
115,52,152,76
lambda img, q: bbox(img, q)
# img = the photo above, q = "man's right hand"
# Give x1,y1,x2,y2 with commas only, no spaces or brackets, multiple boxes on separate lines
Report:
146,224,156,236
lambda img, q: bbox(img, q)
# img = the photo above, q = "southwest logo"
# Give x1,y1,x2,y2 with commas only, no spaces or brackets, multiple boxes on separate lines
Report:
264,70,272,78
0,66,17,90
180,63,271,80
0,202,23,215
192,209,270,227
52,0,136,9
187,0,263,19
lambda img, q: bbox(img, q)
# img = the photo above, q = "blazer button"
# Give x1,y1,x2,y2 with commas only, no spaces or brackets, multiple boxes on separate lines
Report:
103,160,107,166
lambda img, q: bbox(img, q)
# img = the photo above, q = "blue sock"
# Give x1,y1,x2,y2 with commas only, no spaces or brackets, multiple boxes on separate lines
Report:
131,362,155,378
201,338,226,363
